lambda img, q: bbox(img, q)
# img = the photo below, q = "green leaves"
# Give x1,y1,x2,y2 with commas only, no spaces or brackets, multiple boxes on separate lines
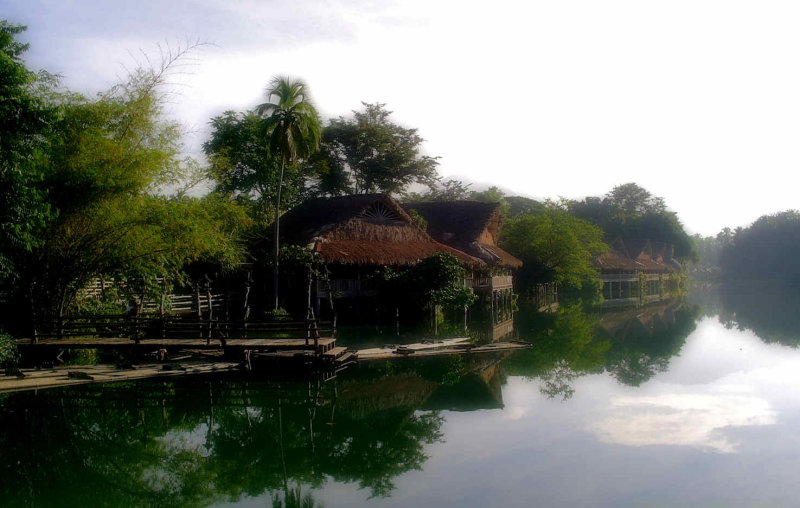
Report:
0,32,249,321
312,102,439,196
501,204,607,296
257,76,322,166
569,183,696,261
0,21,54,281
402,253,477,309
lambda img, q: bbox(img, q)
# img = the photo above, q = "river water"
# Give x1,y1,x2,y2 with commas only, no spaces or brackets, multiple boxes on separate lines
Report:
3,284,800,507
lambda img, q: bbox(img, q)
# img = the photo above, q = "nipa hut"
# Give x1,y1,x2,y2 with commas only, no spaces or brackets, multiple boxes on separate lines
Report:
402,201,522,326
596,237,681,304
276,194,484,313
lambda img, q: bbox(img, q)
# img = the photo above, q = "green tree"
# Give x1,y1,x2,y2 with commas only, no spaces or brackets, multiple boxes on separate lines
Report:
2,41,249,329
570,183,695,261
401,179,473,202
501,204,607,297
311,102,439,195
256,76,321,310
0,21,53,285
506,195,546,217
720,210,800,284
204,111,307,224
606,182,665,215
469,186,510,217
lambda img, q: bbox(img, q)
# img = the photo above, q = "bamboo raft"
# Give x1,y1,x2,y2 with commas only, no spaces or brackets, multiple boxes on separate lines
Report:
356,337,531,361
1,336,531,394
0,361,241,394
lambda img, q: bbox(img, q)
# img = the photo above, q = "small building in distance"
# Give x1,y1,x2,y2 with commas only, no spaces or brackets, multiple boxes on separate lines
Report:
596,237,681,306
402,200,522,336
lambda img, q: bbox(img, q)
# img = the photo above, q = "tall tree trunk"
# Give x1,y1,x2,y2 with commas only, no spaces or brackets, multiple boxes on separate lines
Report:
273,158,285,311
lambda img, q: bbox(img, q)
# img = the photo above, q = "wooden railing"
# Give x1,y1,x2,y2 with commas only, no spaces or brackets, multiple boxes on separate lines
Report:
316,279,377,298
464,275,513,290
600,273,666,282
28,315,334,350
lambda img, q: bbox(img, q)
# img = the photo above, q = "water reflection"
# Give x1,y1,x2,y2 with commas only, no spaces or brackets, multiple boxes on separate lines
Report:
0,354,509,506
506,299,699,399
8,288,800,506
690,283,800,346
589,391,776,453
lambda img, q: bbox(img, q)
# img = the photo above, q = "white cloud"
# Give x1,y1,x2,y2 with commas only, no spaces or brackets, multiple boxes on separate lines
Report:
589,390,776,453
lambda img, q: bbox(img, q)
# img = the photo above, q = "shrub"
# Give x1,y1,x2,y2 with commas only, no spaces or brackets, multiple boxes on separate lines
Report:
0,332,20,370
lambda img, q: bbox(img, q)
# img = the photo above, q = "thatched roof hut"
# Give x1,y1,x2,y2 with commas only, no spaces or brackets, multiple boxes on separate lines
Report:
596,238,679,273
278,194,484,268
401,201,522,269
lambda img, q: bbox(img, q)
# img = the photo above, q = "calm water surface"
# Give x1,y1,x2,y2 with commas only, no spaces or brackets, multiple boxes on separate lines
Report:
4,284,800,507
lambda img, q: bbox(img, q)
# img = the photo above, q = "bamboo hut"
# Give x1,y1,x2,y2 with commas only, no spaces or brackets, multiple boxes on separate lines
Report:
401,201,522,327
276,194,484,315
596,238,681,305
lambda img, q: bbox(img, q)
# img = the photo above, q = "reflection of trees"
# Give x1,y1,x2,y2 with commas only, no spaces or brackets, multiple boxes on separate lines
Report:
0,371,451,506
506,300,698,397
504,304,608,399
599,300,697,386
702,284,800,347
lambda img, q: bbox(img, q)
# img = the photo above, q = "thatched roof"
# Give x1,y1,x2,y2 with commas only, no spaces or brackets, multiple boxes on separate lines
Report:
278,194,485,268
596,238,678,273
402,201,522,268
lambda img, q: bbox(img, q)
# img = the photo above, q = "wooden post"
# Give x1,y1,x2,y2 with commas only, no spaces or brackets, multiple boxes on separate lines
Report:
243,272,251,339
195,282,202,339
355,268,362,322
206,277,213,345
29,282,38,344
326,268,337,333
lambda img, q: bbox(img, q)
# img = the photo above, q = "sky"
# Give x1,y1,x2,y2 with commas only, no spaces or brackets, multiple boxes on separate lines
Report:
6,0,800,236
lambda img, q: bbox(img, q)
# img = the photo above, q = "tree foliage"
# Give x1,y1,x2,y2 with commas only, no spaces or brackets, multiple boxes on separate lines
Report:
0,36,249,326
0,21,53,282
569,183,695,261
501,204,607,297
204,111,301,222
720,210,800,284
401,179,473,202
378,253,477,313
309,102,439,196
256,76,321,169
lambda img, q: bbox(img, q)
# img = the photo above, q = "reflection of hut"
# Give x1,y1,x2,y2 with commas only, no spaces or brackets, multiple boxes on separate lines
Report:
276,194,484,316
336,374,438,418
596,238,680,306
598,299,682,339
421,359,505,411
402,201,522,328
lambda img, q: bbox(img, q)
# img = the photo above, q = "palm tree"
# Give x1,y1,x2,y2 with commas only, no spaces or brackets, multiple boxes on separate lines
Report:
257,76,321,310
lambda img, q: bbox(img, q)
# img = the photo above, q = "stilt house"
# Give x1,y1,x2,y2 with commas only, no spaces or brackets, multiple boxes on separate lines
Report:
596,237,681,305
276,194,484,314
401,201,522,331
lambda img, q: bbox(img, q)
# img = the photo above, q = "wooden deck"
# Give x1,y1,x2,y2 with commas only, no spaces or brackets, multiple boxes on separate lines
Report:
17,317,338,355
356,337,531,361
0,361,241,394
0,337,531,394
17,336,337,351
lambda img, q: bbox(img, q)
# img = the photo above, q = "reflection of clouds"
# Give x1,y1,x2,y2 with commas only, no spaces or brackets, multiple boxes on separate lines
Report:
504,406,530,420
589,390,776,453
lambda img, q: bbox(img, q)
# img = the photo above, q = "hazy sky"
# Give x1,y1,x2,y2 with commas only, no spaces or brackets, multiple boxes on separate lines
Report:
6,0,800,236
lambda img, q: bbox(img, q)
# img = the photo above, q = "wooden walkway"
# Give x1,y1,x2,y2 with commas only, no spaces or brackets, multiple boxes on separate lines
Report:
17,316,339,355
21,336,337,351
0,361,241,394
0,338,531,394
356,337,531,361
